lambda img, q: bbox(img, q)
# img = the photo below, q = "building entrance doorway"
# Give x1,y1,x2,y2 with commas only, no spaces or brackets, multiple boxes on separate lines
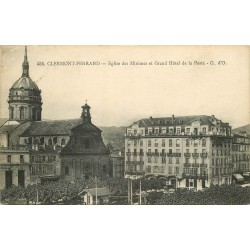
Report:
18,170,25,187
5,170,13,188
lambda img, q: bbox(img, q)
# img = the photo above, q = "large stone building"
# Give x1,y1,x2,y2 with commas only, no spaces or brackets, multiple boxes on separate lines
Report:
231,130,250,182
124,115,234,190
0,46,110,189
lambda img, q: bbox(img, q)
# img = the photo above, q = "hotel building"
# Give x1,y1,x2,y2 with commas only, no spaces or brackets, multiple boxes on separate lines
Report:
125,115,233,190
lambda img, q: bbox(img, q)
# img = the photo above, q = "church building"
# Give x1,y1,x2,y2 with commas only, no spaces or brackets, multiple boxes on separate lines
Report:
0,46,110,189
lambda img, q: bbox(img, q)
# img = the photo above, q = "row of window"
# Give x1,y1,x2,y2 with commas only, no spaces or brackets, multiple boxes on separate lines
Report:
129,127,208,136
212,143,231,148
233,164,250,171
128,138,207,147
31,155,57,163
146,165,179,174
27,137,67,146
212,149,231,155
232,144,250,151
211,168,232,175
212,158,230,165
126,157,207,164
127,148,207,154
10,107,40,120
7,155,24,163
6,155,57,163
232,155,250,162
30,165,54,174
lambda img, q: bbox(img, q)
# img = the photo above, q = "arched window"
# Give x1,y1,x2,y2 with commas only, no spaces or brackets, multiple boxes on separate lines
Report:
154,139,158,147
103,165,107,174
40,137,44,144
37,110,41,121
139,140,143,147
61,138,66,146
32,108,36,120
186,139,190,147
48,138,52,146
176,139,180,147
53,137,57,144
65,166,69,175
20,107,25,120
202,139,206,147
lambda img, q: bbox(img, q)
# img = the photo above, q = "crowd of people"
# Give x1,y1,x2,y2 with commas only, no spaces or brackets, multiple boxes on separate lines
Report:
2,177,247,205
157,184,250,205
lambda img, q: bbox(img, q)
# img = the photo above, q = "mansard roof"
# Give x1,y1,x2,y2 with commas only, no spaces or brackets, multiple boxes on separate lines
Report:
21,119,82,137
129,115,229,128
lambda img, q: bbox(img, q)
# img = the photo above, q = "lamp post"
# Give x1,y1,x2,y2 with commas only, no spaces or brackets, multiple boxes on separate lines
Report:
139,179,142,205
130,178,133,205
86,186,88,205
36,179,39,204
175,174,178,191
95,175,98,205
128,178,130,204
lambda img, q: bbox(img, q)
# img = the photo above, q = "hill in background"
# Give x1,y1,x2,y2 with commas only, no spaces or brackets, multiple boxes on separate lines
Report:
100,126,126,150
233,124,250,135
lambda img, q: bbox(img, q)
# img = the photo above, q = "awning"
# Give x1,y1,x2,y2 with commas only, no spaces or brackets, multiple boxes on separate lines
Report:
233,173,244,181
243,172,250,176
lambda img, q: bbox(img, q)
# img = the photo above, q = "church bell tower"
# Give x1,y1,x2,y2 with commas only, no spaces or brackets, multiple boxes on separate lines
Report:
81,100,91,123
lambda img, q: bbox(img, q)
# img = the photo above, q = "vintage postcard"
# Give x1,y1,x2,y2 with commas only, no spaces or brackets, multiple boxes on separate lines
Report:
0,45,249,205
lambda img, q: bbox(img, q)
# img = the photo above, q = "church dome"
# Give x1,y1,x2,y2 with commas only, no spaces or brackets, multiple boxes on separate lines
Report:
11,76,39,91
8,46,42,122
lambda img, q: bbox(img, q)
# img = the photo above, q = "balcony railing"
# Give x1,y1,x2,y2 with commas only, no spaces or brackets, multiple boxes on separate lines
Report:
200,153,207,158
174,153,181,157
160,152,166,157
0,146,29,152
152,152,159,157
132,152,137,156
184,153,191,158
200,164,208,168
126,152,131,156
182,173,208,179
146,152,152,156
192,153,199,158
139,152,144,156
125,134,141,139
192,164,199,168
167,153,174,157
184,163,191,167
125,170,145,175
126,161,144,165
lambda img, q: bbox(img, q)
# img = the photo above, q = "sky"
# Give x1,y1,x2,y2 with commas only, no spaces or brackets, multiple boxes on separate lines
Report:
0,45,249,128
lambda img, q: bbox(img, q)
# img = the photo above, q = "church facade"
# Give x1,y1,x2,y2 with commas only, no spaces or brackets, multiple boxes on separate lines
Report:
60,103,110,181
0,47,110,189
